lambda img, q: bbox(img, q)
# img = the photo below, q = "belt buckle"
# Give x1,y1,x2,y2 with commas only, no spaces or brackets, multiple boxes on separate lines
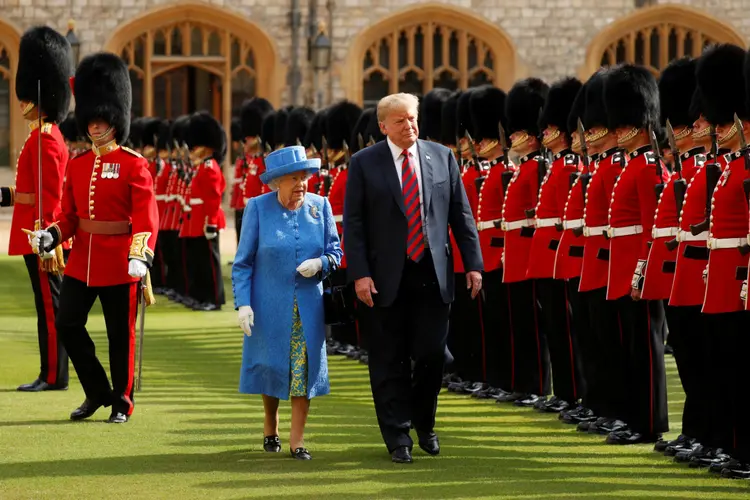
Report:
606,227,614,238
500,221,508,231
583,227,590,237
707,238,715,250
677,231,683,242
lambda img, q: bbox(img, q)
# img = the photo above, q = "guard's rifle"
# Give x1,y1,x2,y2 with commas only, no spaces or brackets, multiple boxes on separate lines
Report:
465,131,486,193
526,121,548,219
665,120,686,251
690,124,720,236
321,135,332,195
571,119,592,237
357,133,364,152
367,135,376,147
733,113,750,255
342,139,351,165
498,120,515,195
649,125,666,200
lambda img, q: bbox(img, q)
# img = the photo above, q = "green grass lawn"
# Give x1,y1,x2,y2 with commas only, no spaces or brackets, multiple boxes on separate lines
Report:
0,256,747,499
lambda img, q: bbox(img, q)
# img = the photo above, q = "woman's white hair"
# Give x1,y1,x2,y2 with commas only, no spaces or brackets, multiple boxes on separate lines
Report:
267,171,313,192
377,93,419,123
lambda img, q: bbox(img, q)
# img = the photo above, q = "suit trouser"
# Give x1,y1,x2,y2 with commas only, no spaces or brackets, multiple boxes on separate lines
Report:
329,268,359,347
447,271,484,383
580,287,625,419
566,278,592,406
162,230,184,294
482,269,512,390
615,297,668,436
234,208,244,246
186,236,225,307
150,236,167,289
727,310,750,462
665,304,712,442
23,254,68,386
368,255,449,452
535,278,584,403
506,279,550,396
56,276,139,416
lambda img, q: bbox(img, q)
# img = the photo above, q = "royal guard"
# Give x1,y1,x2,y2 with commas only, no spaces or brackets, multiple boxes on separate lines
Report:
237,98,274,236
501,78,550,406
231,117,242,162
602,64,668,445
468,85,516,400
304,110,327,193
127,117,144,154
0,26,72,392
60,113,78,156
529,77,585,413
167,116,192,304
141,117,161,179
143,118,167,292
31,52,158,423
284,107,315,149
181,111,227,311
151,119,172,294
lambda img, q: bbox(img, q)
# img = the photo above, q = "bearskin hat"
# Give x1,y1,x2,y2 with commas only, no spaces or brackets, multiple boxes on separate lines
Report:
15,26,73,124
261,112,276,150
156,119,172,152
188,111,227,163
697,44,748,124
567,82,587,136
240,97,274,139
284,106,315,147
231,117,242,142
59,113,78,143
689,87,703,122
273,105,294,148
170,115,190,148
505,78,548,136
440,91,460,145
74,52,132,143
350,107,376,153
603,64,660,132
325,100,362,150
658,57,698,128
583,68,609,130
419,88,451,141
304,110,327,150
456,89,474,139
142,118,161,148
469,85,508,142
365,108,385,144
539,77,582,134
128,117,145,148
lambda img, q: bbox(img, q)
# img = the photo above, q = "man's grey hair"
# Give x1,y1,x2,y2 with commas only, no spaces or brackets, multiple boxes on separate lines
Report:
377,93,419,123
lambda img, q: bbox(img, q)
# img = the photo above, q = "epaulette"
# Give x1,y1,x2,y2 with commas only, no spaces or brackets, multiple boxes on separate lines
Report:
644,151,657,165
40,123,53,134
564,153,578,166
122,146,143,158
694,154,707,167
611,151,624,164
724,152,736,164
204,159,214,168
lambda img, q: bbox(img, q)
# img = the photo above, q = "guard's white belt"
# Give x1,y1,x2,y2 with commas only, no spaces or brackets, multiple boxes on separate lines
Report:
535,217,561,228
652,227,679,239
583,225,608,237
607,225,643,238
677,230,707,242
189,198,204,205
707,237,746,250
155,194,168,201
477,219,502,231
501,219,533,231
562,219,584,230
333,215,343,223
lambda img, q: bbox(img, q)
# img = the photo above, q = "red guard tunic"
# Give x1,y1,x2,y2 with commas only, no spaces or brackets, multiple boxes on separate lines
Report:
642,150,705,300
451,161,481,273
607,146,668,300
554,162,586,280
154,158,170,225
527,151,578,279
328,164,348,267
230,155,245,210
146,158,158,180
1,122,67,256
241,155,266,205
179,157,226,238
49,144,159,287
703,153,749,314
502,152,542,283
579,148,622,292
476,160,513,273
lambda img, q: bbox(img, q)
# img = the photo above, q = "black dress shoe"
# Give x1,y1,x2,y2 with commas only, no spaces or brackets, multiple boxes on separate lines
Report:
391,446,413,464
721,462,750,479
689,448,732,469
606,429,661,445
514,394,542,407
710,458,742,474
290,447,312,460
107,412,129,424
17,379,68,392
544,398,570,413
495,391,525,403
588,418,627,435
560,406,596,424
674,444,707,463
263,435,281,452
417,432,440,456
655,434,692,453
70,399,103,421
533,396,549,411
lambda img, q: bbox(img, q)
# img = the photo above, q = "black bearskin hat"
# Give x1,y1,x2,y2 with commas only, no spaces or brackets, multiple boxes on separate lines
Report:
325,100,362,150
142,118,161,148
419,87,451,141
469,85,508,142
440,91,460,145
170,115,190,147
128,117,145,148
456,89,474,139
603,64,660,132
261,112,276,150
16,26,73,124
156,119,172,152
365,109,385,144
697,44,747,124
59,113,77,143
188,111,227,163
539,77,582,134
689,87,703,122
659,57,698,128
567,82,587,136
583,68,609,130
304,110,327,150
74,52,132,143
505,78,549,136
240,97,274,139
273,106,294,148
231,117,241,142
284,106,314,146
351,107,376,153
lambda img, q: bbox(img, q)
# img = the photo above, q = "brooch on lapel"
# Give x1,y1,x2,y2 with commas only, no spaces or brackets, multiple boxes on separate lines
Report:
309,204,320,219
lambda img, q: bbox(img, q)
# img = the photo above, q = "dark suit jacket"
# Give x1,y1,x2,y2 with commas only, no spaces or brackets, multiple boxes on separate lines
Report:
343,139,483,307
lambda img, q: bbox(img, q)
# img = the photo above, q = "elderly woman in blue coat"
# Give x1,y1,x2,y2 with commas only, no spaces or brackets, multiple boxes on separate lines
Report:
232,146,342,460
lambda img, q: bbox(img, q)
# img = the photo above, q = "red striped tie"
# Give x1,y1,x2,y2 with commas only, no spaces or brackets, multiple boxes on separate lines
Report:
401,149,425,262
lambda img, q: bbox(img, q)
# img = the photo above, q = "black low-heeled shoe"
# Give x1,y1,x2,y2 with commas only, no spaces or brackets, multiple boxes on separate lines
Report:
263,435,281,452
290,447,312,460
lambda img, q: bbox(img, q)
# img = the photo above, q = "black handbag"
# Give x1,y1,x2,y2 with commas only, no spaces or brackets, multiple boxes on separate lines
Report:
322,255,354,325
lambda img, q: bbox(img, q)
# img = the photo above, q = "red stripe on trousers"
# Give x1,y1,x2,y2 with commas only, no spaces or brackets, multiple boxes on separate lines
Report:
564,285,577,400
38,270,58,385
532,281,543,396
646,301,654,434
124,282,138,416
208,239,219,304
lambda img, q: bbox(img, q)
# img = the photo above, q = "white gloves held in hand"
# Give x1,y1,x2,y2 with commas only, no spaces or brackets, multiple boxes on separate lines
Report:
238,305,254,336
128,259,148,278
296,258,323,278
29,230,53,260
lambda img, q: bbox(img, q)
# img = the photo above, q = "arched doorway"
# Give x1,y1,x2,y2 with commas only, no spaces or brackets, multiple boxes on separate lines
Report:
103,1,282,168
342,3,519,107
581,4,746,78
0,18,21,170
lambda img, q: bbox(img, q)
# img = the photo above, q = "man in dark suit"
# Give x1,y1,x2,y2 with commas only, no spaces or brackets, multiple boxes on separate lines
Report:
344,92,483,463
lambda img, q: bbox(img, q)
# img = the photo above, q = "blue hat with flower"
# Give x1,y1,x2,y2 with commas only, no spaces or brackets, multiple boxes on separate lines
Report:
259,145,321,185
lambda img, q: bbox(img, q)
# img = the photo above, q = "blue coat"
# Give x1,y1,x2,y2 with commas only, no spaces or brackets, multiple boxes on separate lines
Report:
232,192,342,400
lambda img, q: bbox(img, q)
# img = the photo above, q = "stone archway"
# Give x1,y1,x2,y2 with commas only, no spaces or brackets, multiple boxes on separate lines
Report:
342,3,519,107
0,18,21,170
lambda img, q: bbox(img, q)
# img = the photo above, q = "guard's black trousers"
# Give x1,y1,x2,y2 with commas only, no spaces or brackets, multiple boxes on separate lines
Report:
185,236,225,307
566,279,593,406
150,237,167,289
447,271,485,383
506,279,550,396
56,276,139,416
536,278,585,404
482,269,512,391
161,230,185,295
726,310,750,462
23,254,68,386
615,296,669,436
329,268,359,348
234,208,244,245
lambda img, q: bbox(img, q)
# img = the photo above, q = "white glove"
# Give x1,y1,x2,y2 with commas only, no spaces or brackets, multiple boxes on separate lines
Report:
296,258,323,278
238,305,254,336
204,231,218,240
30,230,53,259
128,259,148,278
742,280,748,303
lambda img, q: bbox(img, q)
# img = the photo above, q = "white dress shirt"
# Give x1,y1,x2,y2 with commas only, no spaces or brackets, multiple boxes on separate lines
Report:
387,137,429,247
